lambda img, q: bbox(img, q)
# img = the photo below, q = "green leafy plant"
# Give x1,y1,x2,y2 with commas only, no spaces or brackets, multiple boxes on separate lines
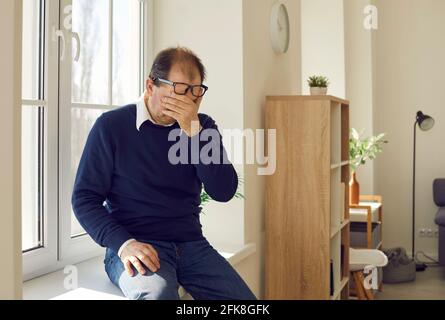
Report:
200,176,245,214
307,75,330,88
349,128,388,173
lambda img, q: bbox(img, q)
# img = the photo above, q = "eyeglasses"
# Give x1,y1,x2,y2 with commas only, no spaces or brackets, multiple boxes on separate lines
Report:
154,78,209,98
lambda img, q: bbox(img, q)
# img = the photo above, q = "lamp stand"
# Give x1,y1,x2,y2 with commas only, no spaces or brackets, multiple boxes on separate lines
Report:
413,122,427,272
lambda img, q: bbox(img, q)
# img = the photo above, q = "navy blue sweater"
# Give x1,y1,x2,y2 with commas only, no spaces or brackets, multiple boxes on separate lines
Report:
71,104,238,254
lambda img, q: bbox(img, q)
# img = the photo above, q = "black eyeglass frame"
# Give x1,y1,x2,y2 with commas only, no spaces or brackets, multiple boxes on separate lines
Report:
153,77,209,98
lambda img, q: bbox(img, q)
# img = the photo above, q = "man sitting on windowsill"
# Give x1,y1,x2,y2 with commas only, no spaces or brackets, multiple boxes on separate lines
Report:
71,47,256,300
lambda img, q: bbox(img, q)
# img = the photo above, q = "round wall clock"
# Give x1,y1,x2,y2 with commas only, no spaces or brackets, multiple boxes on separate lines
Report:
270,2,290,54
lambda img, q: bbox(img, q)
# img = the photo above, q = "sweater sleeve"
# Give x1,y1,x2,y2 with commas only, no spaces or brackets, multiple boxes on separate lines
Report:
71,114,133,254
187,115,238,203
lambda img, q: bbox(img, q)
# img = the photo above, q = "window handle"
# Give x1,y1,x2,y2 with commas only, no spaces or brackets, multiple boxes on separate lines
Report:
52,25,66,61
71,32,81,62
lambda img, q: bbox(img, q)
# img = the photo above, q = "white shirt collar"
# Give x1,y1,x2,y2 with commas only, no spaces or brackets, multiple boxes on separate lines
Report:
136,94,175,131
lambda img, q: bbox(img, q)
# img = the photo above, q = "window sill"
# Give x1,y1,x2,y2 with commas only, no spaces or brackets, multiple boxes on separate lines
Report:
23,243,256,300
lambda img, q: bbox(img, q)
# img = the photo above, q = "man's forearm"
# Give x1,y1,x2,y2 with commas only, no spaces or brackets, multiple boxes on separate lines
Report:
186,117,239,202
71,193,134,253
195,162,238,202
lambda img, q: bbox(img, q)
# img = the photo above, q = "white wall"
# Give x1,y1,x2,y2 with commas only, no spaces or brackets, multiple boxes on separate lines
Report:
344,0,375,194
373,0,445,257
153,0,245,248
301,0,345,97
0,0,23,299
300,0,376,193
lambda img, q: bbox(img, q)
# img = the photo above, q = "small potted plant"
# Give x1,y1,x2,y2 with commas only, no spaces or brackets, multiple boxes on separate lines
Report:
307,75,329,95
349,128,388,204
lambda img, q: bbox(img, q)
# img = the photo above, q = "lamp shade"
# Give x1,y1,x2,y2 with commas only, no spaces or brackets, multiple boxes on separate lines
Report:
416,111,435,131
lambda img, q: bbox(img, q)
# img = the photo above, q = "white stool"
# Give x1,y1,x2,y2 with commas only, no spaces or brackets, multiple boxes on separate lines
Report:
350,248,388,300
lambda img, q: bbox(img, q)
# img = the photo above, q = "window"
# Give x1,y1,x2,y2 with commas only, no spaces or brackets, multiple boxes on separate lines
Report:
67,0,143,239
22,0,45,253
22,0,153,280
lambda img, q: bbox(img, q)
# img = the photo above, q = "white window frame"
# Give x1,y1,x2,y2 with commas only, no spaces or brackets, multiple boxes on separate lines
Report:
23,0,154,281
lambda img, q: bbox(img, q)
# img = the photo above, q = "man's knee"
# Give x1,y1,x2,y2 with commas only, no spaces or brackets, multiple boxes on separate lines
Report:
125,286,180,300
120,275,180,300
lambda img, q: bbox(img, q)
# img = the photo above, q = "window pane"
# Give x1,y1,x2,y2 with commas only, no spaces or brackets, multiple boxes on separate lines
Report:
22,106,43,251
22,0,40,100
112,0,142,106
72,0,109,105
70,108,105,237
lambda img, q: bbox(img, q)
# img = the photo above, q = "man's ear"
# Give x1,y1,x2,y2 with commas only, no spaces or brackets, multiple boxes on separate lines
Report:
146,78,154,96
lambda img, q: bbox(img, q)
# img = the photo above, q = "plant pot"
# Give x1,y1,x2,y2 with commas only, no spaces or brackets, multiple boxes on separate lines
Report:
349,172,360,205
310,87,328,95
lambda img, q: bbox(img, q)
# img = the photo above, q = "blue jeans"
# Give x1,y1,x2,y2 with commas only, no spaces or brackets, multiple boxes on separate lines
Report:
104,238,257,300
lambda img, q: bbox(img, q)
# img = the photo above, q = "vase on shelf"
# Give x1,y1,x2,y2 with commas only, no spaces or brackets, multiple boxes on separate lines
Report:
349,172,360,205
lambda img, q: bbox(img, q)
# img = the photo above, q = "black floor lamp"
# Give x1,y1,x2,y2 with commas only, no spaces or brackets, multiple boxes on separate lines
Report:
413,111,435,272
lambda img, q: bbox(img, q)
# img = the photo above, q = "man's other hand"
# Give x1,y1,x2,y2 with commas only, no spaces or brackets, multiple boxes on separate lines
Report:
120,241,161,276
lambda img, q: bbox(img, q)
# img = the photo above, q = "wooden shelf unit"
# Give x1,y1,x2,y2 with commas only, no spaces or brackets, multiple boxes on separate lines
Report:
265,95,350,300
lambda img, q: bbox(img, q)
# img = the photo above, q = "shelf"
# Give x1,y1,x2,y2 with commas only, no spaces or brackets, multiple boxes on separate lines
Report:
350,202,382,223
330,161,349,170
266,95,349,106
265,95,350,300
330,219,350,239
331,277,349,300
